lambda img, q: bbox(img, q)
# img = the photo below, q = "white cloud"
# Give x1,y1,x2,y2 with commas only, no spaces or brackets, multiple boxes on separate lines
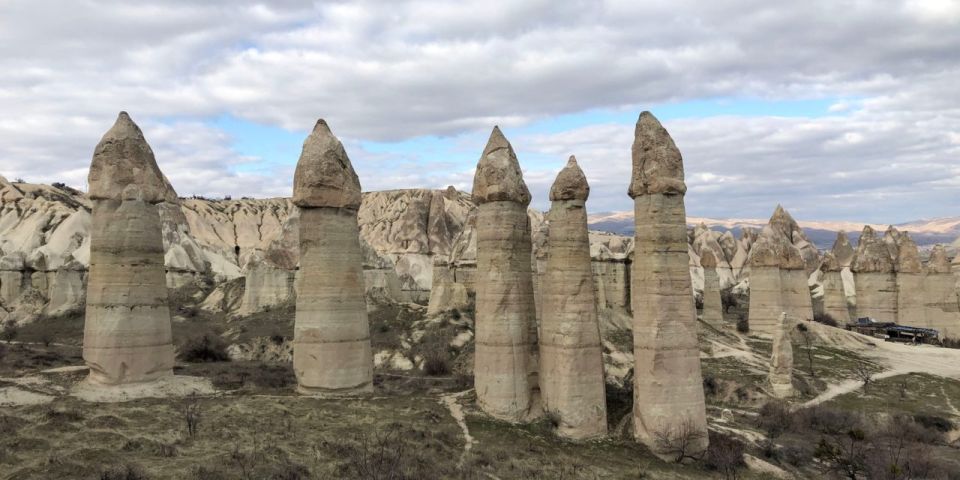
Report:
0,0,957,223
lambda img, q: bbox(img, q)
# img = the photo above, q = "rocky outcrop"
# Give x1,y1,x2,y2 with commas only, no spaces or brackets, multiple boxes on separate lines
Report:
746,231,783,334
852,226,898,322
700,250,723,326
83,113,175,385
426,257,469,317
539,156,607,439
894,232,925,327
831,231,855,268
924,245,960,340
629,112,708,460
768,313,793,398
768,205,820,274
820,252,850,324
292,120,373,396
472,127,540,423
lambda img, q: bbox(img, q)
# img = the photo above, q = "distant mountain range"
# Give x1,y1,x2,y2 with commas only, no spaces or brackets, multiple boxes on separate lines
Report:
587,212,960,249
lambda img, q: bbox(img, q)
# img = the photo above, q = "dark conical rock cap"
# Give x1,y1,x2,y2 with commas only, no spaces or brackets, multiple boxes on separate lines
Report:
292,119,362,209
927,244,952,274
628,111,686,198
471,126,531,206
699,249,718,269
851,225,895,273
820,251,841,272
894,232,922,274
88,112,178,204
549,155,589,201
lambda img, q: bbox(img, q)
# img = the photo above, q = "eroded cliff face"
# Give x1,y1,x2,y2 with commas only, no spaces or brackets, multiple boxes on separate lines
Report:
0,182,477,320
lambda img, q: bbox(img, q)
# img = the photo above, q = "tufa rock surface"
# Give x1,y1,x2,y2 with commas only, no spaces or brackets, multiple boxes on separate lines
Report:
471,127,531,206
88,112,177,204
629,111,708,460
292,120,362,209
539,156,607,439
768,313,794,398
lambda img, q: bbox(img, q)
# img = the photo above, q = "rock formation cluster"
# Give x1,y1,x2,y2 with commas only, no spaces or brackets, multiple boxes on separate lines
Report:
851,226,898,322
539,156,607,439
82,112,175,385
924,245,960,339
471,127,540,422
291,120,373,396
628,112,708,459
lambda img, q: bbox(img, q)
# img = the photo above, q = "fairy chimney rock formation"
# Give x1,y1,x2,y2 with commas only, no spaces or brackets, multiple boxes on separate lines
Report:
292,119,373,396
924,245,960,340
831,231,855,268
472,126,540,422
83,112,175,385
895,233,926,327
540,156,607,439
700,250,724,326
820,252,851,324
628,111,708,459
851,226,898,322
768,313,794,398
747,229,783,335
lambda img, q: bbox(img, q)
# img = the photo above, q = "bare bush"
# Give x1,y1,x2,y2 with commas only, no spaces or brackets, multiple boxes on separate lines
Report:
179,335,230,363
853,361,873,393
653,417,708,463
735,315,749,333
0,319,18,342
183,398,201,438
703,431,745,479
796,323,817,378
814,428,869,479
100,464,148,480
813,313,839,327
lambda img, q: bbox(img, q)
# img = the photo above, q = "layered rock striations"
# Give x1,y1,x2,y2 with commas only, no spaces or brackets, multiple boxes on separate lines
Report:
924,245,960,340
851,226,898,322
894,231,925,327
472,127,540,422
768,313,794,398
83,113,175,385
628,112,708,459
820,252,850,324
746,230,783,334
699,250,724,326
292,120,373,396
539,156,607,439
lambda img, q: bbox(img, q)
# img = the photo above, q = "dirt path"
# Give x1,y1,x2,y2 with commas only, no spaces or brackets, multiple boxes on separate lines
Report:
800,368,910,408
440,389,475,468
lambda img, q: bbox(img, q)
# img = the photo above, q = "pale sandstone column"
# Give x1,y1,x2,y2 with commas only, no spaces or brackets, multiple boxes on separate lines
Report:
747,232,783,335
472,126,539,423
768,313,794,398
292,119,373,396
895,233,925,327
820,252,851,324
778,232,814,324
83,112,176,385
540,156,607,439
925,245,960,340
700,250,724,326
629,112,708,459
852,226,898,322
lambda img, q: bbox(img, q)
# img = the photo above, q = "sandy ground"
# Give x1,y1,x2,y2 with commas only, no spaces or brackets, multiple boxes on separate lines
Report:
71,375,216,403
440,389,475,468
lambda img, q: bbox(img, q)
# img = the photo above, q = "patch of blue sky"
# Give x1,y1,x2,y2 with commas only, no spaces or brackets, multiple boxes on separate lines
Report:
203,96,859,177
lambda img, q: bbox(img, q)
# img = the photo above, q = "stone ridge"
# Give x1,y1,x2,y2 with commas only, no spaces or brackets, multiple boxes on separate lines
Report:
292,119,362,209
471,127,531,206
628,111,686,198
851,226,895,273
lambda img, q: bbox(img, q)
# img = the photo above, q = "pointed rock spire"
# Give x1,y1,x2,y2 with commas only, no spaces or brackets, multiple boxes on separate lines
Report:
820,251,841,272
628,111,686,198
928,244,952,274
549,155,589,201
292,119,362,209
852,226,895,273
88,112,177,204
894,232,922,274
472,126,531,206
831,231,855,267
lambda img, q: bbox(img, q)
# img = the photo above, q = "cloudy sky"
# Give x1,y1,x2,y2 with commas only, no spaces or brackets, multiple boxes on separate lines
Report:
1,0,958,223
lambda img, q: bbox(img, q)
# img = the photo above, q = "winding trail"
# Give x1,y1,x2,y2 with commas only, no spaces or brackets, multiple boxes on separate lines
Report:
440,389,475,469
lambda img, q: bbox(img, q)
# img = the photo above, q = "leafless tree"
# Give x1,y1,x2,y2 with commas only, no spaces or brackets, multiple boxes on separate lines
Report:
796,323,816,378
653,417,708,463
853,362,873,394
183,397,201,438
